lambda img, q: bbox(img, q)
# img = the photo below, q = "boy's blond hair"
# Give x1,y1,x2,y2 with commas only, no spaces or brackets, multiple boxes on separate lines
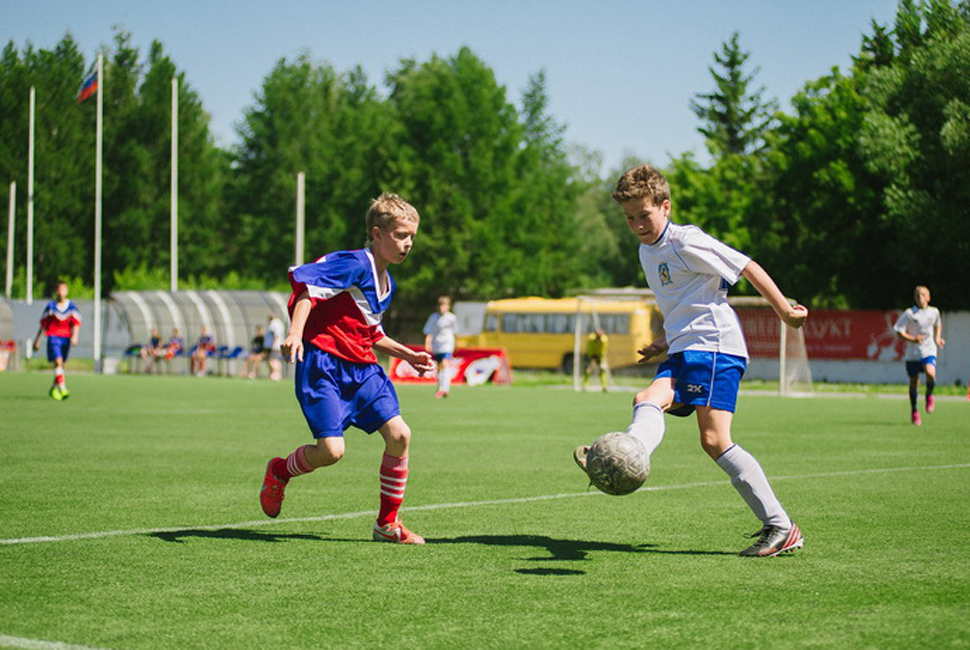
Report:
366,192,420,242
612,163,670,206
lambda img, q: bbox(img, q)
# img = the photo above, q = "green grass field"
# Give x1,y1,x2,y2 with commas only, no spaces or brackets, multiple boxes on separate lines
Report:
1,372,969,649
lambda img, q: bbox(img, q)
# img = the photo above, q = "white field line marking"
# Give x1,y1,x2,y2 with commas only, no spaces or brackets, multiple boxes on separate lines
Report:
2,463,968,547
0,634,110,650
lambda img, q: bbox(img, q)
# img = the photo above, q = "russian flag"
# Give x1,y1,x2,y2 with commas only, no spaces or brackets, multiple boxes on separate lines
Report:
76,67,98,103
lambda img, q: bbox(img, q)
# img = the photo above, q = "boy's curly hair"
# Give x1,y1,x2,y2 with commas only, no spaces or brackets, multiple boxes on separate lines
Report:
611,164,670,205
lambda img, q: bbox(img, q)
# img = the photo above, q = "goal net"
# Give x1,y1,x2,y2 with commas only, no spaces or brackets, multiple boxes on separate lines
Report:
732,297,815,396
570,291,814,397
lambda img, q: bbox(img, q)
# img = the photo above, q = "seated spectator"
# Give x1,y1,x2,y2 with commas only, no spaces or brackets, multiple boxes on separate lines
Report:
265,313,285,381
164,328,184,361
245,325,267,379
190,326,215,377
140,327,164,373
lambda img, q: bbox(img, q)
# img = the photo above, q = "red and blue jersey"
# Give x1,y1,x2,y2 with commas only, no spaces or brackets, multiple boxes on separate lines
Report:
40,300,82,339
288,248,394,364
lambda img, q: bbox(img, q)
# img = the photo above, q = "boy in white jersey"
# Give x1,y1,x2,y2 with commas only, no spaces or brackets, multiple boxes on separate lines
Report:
574,164,809,557
893,285,945,426
423,295,459,398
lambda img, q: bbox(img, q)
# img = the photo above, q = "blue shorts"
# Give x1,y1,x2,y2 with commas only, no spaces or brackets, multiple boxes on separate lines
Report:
294,345,401,438
656,350,746,415
905,356,937,377
47,336,71,363
433,352,453,363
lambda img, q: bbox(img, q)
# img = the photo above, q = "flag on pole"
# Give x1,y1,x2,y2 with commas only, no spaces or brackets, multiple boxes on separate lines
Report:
76,67,98,103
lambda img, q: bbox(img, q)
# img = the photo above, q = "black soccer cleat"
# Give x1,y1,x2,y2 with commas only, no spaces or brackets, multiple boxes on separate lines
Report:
740,522,804,557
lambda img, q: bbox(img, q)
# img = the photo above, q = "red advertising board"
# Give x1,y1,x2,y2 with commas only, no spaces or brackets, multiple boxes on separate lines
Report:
736,308,906,361
389,347,513,385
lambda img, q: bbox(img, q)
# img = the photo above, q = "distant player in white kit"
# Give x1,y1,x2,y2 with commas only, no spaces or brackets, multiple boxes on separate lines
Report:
893,285,945,426
573,164,809,557
423,295,459,398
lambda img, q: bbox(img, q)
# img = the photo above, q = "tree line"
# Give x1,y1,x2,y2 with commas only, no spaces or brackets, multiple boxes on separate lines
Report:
2,0,969,330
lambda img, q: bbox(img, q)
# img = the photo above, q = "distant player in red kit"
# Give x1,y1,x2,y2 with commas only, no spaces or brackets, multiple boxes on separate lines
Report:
259,192,434,544
33,280,82,401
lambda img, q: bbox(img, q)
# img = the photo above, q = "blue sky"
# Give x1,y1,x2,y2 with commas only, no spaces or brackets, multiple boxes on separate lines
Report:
4,0,900,172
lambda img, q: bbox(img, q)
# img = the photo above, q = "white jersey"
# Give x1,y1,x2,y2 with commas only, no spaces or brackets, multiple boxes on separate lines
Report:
266,316,285,352
423,311,459,355
893,306,941,361
638,222,751,358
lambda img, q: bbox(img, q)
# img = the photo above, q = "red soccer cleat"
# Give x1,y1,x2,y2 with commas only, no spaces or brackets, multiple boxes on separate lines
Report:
911,411,922,427
926,395,935,414
373,520,425,544
260,458,287,518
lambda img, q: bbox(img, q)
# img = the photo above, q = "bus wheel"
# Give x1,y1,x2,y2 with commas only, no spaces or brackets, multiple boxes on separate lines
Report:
561,354,575,375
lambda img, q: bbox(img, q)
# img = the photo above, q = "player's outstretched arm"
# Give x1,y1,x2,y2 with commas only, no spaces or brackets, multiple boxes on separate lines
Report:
637,336,668,363
374,336,434,375
741,261,808,329
281,291,311,364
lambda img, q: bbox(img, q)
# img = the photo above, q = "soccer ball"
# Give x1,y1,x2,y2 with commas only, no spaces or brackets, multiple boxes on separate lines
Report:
586,432,650,496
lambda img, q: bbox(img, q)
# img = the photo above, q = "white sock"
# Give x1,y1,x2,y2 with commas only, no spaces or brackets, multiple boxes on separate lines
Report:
441,363,451,393
625,401,665,456
715,444,789,528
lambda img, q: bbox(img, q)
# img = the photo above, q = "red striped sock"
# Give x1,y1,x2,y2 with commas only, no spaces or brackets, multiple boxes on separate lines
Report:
273,445,315,482
55,368,65,387
377,453,409,526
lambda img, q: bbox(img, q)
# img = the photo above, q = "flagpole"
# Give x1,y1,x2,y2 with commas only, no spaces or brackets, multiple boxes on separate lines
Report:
93,54,103,371
5,181,14,298
26,87,35,305
295,171,305,266
170,76,178,292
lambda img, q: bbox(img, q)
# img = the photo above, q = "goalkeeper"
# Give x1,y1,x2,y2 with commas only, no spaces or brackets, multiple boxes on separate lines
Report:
583,329,609,392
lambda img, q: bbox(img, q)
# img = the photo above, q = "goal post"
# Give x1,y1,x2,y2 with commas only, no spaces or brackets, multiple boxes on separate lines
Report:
731,296,814,397
571,295,615,392
569,291,814,396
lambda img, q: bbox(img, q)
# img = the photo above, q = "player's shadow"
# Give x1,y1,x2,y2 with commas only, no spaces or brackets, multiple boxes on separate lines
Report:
147,528,326,544
428,534,736,563
427,534,650,562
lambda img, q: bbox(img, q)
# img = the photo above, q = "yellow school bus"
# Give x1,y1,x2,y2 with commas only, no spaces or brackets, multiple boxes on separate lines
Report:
457,296,662,372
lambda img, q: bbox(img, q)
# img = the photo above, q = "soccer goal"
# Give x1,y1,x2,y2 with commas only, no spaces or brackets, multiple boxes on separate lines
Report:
570,291,814,396
731,296,815,397
570,289,662,392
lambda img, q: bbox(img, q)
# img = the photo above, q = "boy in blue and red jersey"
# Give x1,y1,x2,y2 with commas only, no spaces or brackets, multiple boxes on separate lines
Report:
259,192,434,544
32,281,82,400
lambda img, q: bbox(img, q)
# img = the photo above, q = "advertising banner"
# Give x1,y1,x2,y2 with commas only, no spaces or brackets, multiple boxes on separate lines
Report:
390,347,513,385
736,308,906,360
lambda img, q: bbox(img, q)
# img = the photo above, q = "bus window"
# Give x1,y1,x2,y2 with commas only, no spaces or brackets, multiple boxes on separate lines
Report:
523,313,544,333
599,313,630,335
485,314,499,332
545,313,571,334
502,313,523,333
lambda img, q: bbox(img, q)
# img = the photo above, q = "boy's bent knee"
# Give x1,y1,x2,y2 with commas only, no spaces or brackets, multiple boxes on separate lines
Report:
310,437,344,466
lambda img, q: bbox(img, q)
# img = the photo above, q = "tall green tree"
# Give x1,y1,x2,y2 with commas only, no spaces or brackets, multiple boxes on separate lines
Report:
385,47,524,308
856,0,970,307
0,35,93,296
689,31,778,157
667,32,777,259
231,55,397,282
101,31,226,289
